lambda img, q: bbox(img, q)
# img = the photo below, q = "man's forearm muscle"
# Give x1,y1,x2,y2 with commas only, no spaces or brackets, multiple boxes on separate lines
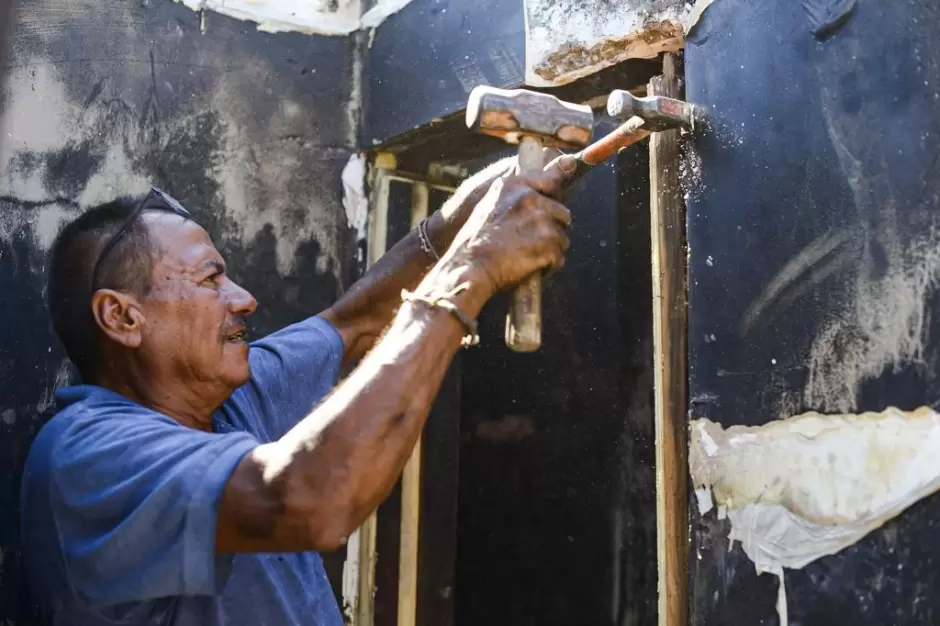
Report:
218,259,489,553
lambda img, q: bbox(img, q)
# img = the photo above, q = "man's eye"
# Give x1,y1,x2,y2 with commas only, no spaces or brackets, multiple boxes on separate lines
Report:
202,272,222,286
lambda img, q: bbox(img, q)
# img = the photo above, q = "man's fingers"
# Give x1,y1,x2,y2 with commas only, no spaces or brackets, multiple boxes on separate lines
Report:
543,153,578,181
515,160,570,198
546,199,572,228
545,225,569,275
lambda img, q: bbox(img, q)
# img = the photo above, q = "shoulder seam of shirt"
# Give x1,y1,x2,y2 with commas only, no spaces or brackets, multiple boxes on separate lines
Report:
313,314,344,364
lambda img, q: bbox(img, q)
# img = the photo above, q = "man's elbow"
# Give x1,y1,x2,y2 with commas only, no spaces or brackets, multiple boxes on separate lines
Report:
305,518,354,553
294,489,374,552
221,444,362,553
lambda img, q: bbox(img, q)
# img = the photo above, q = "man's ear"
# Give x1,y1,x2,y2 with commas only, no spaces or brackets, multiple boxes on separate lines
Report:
90,289,146,349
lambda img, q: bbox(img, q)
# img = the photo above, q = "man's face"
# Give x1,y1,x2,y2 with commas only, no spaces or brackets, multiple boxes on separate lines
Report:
136,212,258,390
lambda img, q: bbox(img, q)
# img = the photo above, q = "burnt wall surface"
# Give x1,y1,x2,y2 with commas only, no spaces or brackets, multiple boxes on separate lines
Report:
686,0,940,624
0,1,357,622
363,0,660,163
457,129,656,626
364,0,525,146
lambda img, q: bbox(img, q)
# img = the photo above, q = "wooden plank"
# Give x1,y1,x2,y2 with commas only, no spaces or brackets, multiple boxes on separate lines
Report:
397,183,429,626
347,154,398,626
415,184,463,626
649,53,689,626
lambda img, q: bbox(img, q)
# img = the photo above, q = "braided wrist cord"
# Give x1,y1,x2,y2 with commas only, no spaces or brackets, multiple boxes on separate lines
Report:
417,217,441,261
401,282,480,347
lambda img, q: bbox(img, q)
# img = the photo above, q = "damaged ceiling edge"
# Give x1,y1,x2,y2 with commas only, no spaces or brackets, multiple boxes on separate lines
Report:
524,23,685,88
691,405,940,625
174,0,417,36
523,0,718,88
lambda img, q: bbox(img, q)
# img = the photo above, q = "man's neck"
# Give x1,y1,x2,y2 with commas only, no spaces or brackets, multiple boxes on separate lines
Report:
96,369,227,432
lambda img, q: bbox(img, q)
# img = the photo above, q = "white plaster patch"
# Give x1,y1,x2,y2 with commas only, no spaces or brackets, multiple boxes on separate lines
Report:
523,0,690,87
175,0,416,35
690,406,940,625
341,153,367,236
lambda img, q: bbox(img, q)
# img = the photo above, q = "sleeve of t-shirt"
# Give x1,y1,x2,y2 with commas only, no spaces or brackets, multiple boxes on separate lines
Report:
228,315,345,441
48,407,259,606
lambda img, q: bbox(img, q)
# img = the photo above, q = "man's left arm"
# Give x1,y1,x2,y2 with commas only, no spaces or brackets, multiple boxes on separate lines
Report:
321,156,517,366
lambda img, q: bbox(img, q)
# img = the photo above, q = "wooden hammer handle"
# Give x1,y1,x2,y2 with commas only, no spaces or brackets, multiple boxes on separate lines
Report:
564,116,649,184
506,136,546,352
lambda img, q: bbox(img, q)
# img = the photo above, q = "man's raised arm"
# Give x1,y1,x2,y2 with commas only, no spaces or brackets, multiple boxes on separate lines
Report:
217,166,571,553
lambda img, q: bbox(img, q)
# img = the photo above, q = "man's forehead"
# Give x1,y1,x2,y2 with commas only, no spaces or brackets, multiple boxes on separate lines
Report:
142,211,222,269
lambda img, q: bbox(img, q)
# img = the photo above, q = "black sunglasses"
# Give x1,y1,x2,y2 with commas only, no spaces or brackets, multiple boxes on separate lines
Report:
91,187,191,291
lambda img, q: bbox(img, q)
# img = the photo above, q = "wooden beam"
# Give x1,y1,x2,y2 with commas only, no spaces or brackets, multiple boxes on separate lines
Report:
397,183,430,626
649,53,689,626
346,152,399,626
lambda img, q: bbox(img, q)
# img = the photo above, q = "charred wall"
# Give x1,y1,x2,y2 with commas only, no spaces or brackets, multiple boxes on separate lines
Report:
0,1,358,622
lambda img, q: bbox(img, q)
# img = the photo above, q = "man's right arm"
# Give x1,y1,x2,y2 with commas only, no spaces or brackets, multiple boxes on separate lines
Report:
217,165,572,553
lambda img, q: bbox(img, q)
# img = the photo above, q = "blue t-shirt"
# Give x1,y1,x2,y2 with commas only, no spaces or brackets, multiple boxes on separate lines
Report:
21,315,347,625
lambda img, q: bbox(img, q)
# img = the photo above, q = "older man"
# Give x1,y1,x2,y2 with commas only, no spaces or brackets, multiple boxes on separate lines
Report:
20,155,573,625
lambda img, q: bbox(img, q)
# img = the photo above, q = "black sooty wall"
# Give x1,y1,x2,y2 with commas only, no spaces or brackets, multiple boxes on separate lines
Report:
0,1,359,621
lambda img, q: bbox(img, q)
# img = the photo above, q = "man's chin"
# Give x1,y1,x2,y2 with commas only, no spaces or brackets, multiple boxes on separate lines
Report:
222,347,252,388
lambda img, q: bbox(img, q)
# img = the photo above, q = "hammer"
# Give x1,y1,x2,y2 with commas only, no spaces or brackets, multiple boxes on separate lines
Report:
606,89,696,131
466,86,594,352
557,90,697,184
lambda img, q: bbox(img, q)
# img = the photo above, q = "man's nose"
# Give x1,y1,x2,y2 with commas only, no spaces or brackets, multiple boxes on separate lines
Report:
224,278,258,315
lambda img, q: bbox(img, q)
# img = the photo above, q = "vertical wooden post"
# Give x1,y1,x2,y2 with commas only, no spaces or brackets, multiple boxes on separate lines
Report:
649,53,689,626
345,152,398,626
397,182,429,626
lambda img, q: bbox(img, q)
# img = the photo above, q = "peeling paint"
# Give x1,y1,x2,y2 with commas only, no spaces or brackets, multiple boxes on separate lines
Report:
523,0,690,87
175,0,417,36
691,406,940,625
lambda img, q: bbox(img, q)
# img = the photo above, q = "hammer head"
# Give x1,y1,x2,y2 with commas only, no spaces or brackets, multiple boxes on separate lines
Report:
466,86,594,150
606,89,696,132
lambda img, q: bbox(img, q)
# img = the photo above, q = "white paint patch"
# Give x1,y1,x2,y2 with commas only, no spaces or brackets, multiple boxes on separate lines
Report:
175,0,416,36
690,406,940,625
523,0,689,87
341,154,367,236
341,528,361,621
694,487,713,515
804,226,940,413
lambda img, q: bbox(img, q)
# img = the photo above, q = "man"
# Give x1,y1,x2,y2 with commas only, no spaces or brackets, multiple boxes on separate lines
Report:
21,153,574,625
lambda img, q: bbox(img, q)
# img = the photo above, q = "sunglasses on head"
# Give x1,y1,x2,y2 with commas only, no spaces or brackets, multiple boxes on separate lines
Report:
91,187,192,291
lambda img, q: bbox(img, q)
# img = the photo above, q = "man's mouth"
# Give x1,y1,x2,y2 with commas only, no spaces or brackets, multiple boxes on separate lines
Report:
225,328,248,343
